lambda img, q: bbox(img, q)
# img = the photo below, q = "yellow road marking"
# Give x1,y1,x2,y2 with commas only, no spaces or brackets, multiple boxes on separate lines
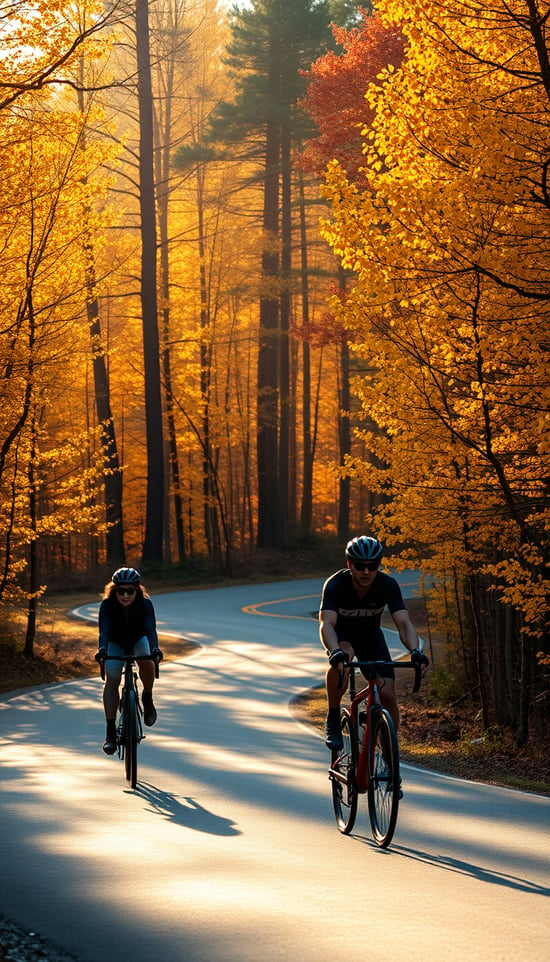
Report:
242,594,319,620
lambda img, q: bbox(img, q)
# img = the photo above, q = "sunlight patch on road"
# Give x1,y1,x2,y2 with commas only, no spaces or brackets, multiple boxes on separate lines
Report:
1,744,118,813
149,732,322,778
0,683,99,713
196,639,326,678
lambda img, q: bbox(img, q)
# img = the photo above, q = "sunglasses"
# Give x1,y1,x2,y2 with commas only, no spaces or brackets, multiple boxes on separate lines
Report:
116,586,137,596
352,561,380,572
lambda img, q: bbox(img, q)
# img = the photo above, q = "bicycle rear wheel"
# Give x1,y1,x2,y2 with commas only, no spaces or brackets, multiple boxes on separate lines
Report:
330,710,358,834
123,690,138,789
367,708,400,847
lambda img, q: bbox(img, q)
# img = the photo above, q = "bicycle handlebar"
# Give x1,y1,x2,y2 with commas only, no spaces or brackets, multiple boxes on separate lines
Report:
98,653,160,681
338,658,422,694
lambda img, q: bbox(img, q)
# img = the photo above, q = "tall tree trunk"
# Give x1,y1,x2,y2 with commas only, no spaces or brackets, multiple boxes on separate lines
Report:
136,0,164,564
86,294,125,566
157,149,185,564
278,112,292,546
83,243,125,566
338,337,351,541
150,1,187,565
289,338,298,528
24,290,38,656
468,573,490,728
256,24,281,549
196,169,217,558
77,77,125,567
24,411,38,658
337,265,351,540
298,170,313,535
517,622,531,747
160,276,185,563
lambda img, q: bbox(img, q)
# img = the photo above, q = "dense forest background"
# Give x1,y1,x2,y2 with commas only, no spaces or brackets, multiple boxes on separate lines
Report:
1,0,548,746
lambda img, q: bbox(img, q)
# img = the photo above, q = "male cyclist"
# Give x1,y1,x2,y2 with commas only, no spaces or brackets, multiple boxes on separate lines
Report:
95,567,163,755
319,535,428,751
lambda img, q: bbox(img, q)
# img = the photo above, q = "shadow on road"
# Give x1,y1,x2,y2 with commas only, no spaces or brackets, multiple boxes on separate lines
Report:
348,833,550,896
136,781,240,835
393,845,550,895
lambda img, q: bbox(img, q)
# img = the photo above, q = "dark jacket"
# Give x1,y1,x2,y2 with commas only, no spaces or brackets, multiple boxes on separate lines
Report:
98,592,158,653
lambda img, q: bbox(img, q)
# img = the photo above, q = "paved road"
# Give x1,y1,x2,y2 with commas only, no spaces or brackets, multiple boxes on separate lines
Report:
1,577,548,962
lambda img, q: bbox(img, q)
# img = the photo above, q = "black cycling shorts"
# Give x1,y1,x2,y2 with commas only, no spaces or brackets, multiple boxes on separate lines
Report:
346,634,395,680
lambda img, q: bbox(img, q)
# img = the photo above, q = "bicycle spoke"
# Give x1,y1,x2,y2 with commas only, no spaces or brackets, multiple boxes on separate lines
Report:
330,711,358,834
367,709,400,847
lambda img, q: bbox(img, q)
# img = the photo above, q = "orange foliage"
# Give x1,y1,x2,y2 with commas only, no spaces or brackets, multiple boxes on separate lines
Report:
299,10,404,180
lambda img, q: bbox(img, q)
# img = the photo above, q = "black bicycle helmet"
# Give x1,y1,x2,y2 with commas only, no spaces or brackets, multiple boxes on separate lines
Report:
112,566,141,586
345,536,384,564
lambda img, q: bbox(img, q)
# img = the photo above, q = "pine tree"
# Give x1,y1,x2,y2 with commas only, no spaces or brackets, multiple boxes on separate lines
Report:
136,0,165,564
209,0,333,548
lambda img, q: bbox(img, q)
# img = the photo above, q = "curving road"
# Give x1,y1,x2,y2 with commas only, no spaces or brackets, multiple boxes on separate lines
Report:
0,576,548,962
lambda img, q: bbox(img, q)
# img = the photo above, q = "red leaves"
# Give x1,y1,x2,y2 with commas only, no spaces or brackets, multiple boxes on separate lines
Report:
299,11,405,181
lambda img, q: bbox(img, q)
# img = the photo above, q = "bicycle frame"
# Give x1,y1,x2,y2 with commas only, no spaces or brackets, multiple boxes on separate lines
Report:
118,658,144,755
332,659,419,789
328,658,421,845
347,668,381,794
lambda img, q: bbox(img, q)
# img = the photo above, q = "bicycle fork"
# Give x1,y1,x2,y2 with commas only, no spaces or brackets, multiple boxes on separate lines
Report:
117,671,142,756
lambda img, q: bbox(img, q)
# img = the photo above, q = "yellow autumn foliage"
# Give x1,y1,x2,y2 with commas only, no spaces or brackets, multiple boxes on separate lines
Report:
321,0,550,639
0,3,122,599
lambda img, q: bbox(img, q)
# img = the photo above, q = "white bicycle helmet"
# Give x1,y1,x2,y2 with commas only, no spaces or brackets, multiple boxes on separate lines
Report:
345,536,384,564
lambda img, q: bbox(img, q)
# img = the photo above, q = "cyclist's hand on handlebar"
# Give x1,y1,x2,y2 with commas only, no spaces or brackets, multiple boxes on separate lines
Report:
151,648,163,664
411,648,429,673
95,649,107,665
328,648,349,669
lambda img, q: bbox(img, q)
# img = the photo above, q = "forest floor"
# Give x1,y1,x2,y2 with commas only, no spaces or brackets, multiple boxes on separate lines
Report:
1,588,549,796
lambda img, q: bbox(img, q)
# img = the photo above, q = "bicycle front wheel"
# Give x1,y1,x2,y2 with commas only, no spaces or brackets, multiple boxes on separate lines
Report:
330,710,358,835
367,708,400,847
123,690,138,789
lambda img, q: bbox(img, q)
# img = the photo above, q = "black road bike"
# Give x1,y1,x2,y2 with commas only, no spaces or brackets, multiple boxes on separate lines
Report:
100,655,159,789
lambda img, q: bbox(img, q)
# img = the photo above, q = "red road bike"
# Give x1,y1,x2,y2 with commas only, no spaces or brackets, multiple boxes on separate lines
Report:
328,659,422,847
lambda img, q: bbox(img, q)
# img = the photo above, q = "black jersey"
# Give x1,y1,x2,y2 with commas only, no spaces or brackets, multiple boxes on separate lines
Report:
320,568,406,652
98,594,158,653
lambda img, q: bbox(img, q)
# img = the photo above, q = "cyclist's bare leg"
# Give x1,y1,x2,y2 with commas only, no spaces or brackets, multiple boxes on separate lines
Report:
138,657,158,726
103,663,122,721
379,678,399,730
138,658,155,695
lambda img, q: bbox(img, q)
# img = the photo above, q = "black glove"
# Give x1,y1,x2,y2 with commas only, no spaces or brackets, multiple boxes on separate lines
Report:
411,648,429,668
151,648,163,663
95,649,107,665
328,648,349,669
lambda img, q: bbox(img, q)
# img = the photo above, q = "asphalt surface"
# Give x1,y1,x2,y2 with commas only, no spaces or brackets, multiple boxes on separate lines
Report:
0,576,549,962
